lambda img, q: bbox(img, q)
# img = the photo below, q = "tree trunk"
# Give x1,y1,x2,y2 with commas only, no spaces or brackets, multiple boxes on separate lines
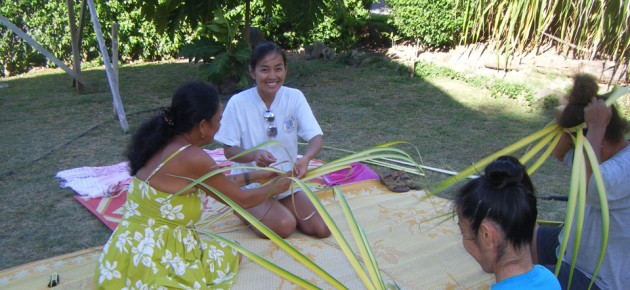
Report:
244,0,251,46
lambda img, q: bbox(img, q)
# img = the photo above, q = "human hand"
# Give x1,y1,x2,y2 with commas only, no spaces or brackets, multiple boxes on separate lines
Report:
584,97,611,130
271,171,293,194
254,170,279,184
254,150,277,167
293,158,310,179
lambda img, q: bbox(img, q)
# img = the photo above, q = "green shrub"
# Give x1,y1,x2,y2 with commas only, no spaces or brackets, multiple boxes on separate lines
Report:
0,0,59,75
306,0,371,49
414,60,537,107
0,0,188,77
246,0,372,50
386,0,462,50
180,9,252,93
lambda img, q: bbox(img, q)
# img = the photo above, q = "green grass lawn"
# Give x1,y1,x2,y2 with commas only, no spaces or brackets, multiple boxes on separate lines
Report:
0,54,575,270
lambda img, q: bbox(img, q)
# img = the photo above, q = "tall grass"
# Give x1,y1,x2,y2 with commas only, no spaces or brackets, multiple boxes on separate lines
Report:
456,0,630,83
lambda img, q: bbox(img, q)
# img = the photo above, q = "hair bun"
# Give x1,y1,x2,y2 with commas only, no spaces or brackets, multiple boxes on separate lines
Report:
557,74,599,128
567,74,599,105
484,156,524,189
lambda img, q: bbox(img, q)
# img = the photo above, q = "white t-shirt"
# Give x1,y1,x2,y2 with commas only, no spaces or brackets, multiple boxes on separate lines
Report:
215,86,323,179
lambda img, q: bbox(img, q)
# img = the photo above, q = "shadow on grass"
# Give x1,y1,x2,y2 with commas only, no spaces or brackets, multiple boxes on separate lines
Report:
0,55,568,271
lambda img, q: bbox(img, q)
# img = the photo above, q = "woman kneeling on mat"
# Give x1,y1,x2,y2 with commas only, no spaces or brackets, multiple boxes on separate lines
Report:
454,156,560,289
94,82,291,289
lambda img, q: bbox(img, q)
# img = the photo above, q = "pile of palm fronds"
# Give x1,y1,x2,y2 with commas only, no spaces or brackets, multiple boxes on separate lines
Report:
178,141,420,289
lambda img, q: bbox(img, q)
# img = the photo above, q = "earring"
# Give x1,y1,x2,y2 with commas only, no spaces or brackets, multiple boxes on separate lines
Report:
201,133,205,140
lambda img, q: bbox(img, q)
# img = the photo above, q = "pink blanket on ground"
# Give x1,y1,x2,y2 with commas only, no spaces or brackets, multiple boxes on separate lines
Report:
56,148,233,199
57,149,336,230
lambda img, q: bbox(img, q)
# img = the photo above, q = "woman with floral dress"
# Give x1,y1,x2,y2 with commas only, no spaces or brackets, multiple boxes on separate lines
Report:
94,82,291,289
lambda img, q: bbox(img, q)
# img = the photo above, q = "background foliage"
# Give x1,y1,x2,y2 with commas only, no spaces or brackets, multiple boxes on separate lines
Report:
0,0,190,77
140,0,373,87
455,0,630,82
385,0,462,50
245,0,372,49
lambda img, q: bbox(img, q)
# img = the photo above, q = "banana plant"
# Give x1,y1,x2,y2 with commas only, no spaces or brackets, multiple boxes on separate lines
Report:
171,141,419,289
432,85,630,289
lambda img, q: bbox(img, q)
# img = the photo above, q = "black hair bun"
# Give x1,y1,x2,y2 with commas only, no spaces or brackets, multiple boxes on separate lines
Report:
484,156,525,189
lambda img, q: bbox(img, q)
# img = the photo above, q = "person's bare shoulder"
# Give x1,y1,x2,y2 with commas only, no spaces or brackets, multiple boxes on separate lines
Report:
172,146,220,177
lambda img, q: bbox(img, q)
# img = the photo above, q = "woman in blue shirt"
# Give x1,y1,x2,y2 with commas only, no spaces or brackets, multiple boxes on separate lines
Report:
454,156,560,289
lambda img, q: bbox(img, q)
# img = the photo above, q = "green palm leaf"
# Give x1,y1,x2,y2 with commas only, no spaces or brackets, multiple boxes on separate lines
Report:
291,178,377,289
170,142,417,288
333,186,385,288
519,125,561,164
581,139,610,289
526,129,562,175
189,177,347,289
553,129,583,280
199,231,320,289
433,122,559,193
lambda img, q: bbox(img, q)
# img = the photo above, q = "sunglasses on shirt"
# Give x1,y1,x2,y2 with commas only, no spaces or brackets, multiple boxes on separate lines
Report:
264,110,277,137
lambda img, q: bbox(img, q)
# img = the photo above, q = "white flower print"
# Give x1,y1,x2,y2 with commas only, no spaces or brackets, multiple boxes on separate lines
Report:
161,250,189,276
138,180,156,198
123,200,140,219
182,233,198,252
212,264,235,285
98,260,121,284
170,256,188,276
132,229,156,268
176,281,202,290
122,280,149,290
160,202,184,220
208,245,225,267
208,260,215,273
115,231,132,253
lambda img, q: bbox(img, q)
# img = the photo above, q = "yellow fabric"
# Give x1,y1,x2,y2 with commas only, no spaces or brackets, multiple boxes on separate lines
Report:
93,176,239,289
0,180,493,289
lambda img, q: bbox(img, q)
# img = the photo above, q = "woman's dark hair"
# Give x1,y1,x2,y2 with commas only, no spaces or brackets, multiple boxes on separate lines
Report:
249,41,287,70
454,156,537,253
557,73,629,142
126,82,221,175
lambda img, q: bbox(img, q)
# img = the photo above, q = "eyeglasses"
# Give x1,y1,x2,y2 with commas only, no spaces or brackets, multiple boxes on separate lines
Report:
264,110,277,137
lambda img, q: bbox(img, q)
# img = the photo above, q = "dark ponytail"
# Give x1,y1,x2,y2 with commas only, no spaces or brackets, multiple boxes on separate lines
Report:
454,156,537,251
126,82,221,175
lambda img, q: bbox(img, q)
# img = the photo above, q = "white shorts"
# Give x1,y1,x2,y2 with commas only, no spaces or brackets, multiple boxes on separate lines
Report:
274,187,301,200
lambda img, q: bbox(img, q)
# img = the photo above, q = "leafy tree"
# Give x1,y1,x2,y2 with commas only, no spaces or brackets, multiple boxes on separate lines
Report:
0,0,188,77
140,0,350,90
179,9,252,94
139,0,343,46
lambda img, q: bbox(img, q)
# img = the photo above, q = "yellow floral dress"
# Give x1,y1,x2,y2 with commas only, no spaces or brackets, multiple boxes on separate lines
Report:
94,145,239,289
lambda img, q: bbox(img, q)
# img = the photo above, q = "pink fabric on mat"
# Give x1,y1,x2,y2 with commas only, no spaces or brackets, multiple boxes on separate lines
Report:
56,148,234,199
59,149,327,231
323,162,379,186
